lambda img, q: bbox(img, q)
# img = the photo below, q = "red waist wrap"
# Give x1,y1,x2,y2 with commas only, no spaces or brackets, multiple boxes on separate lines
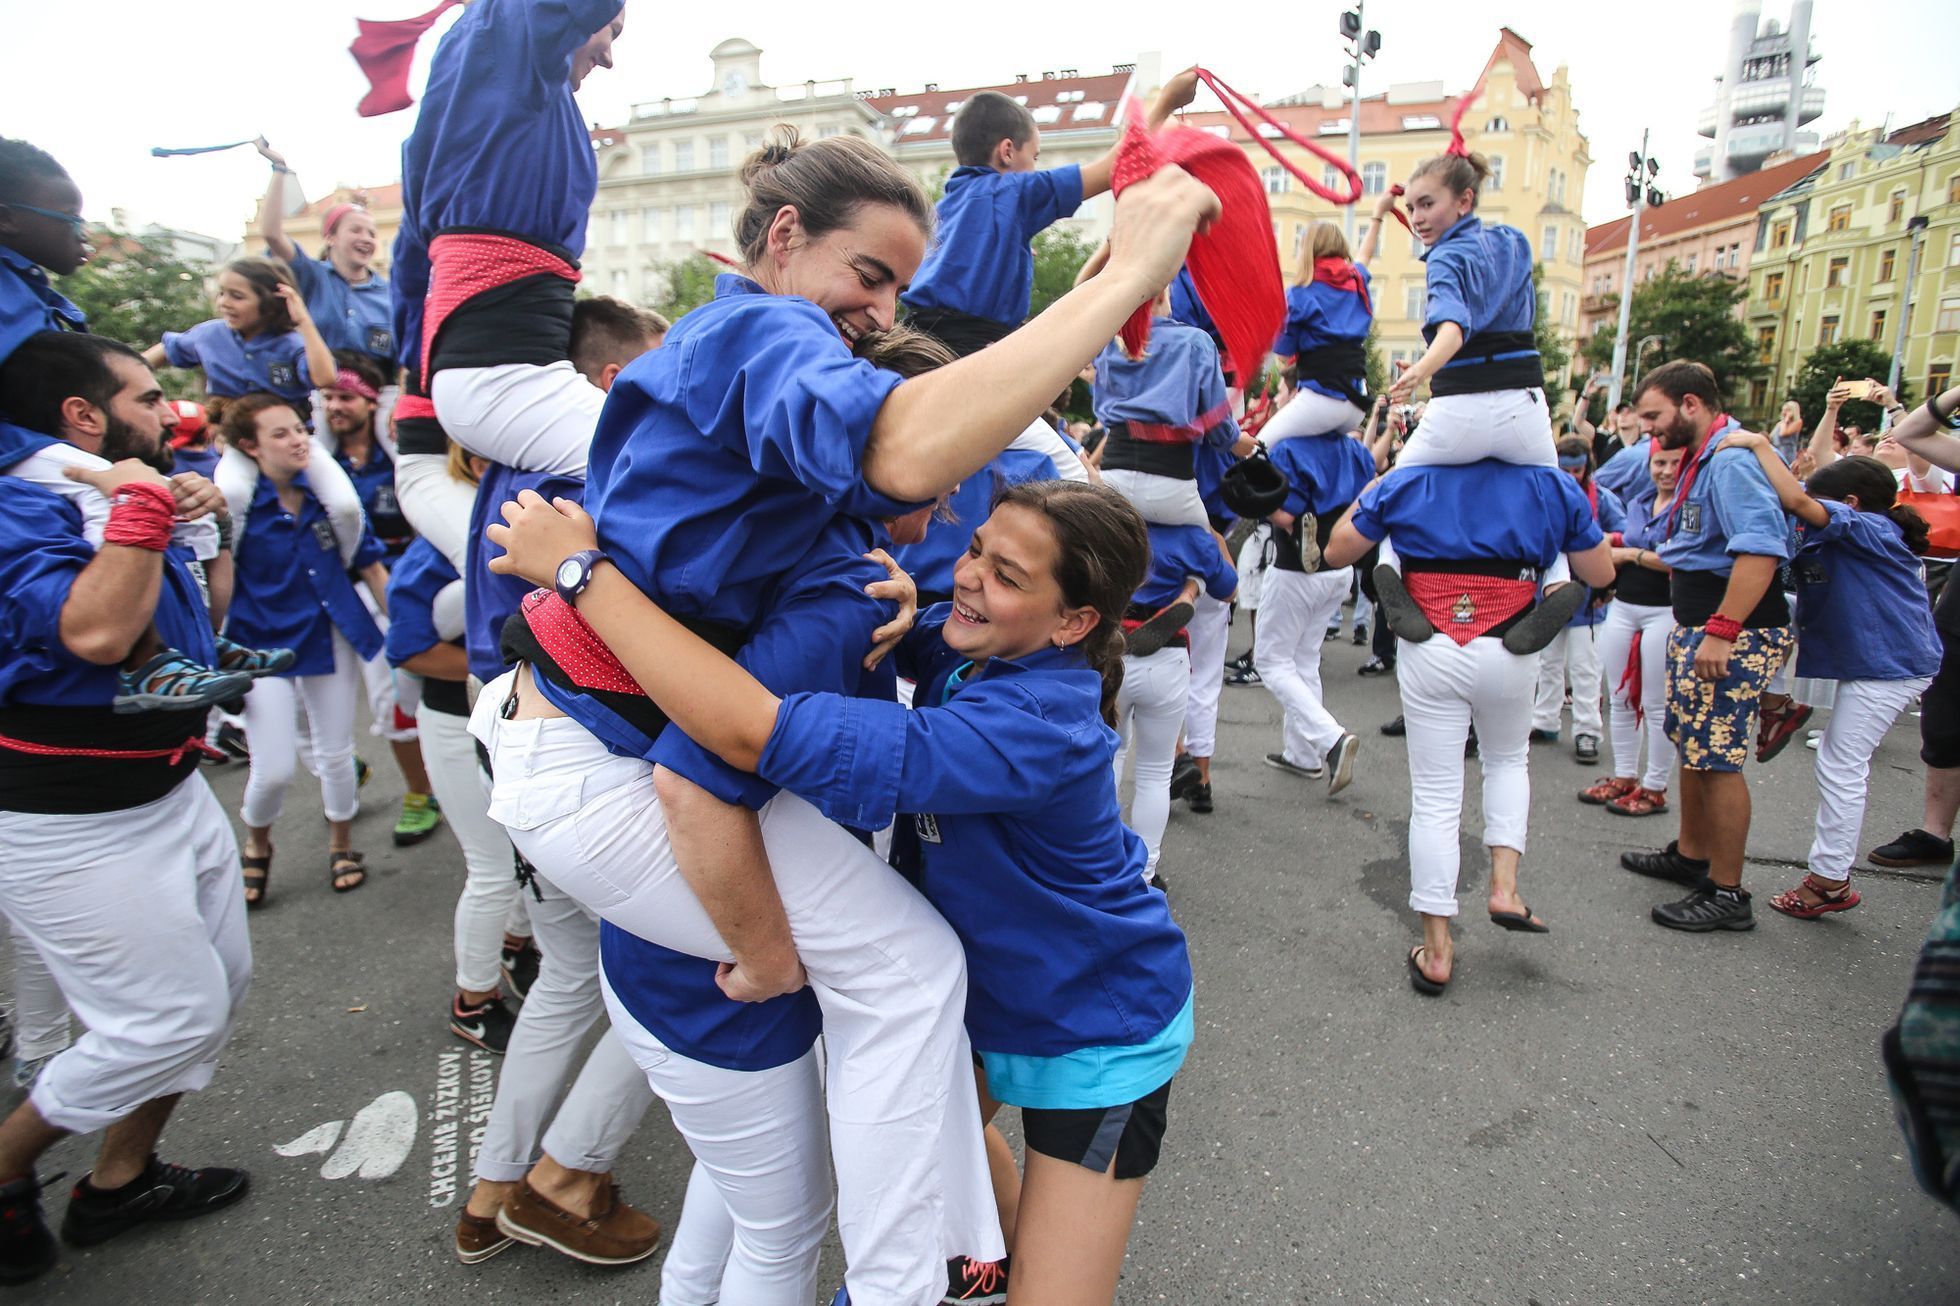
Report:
1122,400,1236,445
520,589,642,697
421,233,579,385
1404,572,1538,647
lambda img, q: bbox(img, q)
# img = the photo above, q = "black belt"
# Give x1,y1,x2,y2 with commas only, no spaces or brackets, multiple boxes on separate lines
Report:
1427,331,1543,397
1100,425,1194,479
1291,342,1368,408
1670,568,1790,629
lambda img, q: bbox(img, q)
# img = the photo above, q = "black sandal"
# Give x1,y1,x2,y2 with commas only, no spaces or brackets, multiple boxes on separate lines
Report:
329,850,367,894
242,850,273,909
1407,944,1451,996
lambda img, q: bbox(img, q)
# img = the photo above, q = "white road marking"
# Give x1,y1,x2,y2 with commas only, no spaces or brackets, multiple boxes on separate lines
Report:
320,1090,419,1180
273,1120,344,1157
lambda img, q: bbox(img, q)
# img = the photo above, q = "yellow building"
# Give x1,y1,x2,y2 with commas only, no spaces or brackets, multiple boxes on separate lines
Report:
1744,112,1960,411
245,182,405,276
1182,27,1590,388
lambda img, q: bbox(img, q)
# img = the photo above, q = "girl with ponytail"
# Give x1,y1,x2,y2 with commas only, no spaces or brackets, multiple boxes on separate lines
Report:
485,478,1195,1306
1723,436,1943,919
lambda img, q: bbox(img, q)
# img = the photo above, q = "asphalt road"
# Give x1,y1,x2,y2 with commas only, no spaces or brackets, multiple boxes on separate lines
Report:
7,614,1955,1304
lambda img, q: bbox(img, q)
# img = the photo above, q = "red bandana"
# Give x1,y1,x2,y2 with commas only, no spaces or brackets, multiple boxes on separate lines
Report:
1310,257,1371,317
351,0,463,118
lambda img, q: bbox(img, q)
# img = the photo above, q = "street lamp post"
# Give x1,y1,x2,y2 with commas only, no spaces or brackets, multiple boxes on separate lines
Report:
1607,131,1664,411
1885,214,1931,428
1636,334,1665,380
1340,6,1382,246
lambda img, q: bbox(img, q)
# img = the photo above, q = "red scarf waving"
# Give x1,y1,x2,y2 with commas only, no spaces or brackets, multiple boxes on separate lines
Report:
351,0,463,117
1310,257,1371,317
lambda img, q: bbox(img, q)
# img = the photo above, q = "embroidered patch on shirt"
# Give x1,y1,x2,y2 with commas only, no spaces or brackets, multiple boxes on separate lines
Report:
268,362,297,391
914,813,943,845
367,327,395,356
311,521,339,554
1681,503,1703,535
1451,593,1475,624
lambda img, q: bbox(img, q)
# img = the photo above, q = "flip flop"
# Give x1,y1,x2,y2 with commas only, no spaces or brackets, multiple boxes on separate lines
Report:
1125,601,1195,658
1489,907,1550,933
1407,944,1450,995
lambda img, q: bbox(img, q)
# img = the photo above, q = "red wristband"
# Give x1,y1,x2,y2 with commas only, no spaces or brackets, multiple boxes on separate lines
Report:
1608,532,1624,547
102,482,177,552
1702,614,1743,642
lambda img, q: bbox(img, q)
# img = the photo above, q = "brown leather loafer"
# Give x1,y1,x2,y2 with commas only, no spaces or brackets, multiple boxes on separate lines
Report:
494,1177,660,1266
454,1207,514,1264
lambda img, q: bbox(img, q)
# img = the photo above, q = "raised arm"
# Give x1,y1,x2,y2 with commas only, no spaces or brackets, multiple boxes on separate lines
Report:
1724,430,1828,527
1808,378,1847,471
1881,385,1960,473
1357,192,1395,267
1079,68,1199,198
256,140,299,264
279,284,336,394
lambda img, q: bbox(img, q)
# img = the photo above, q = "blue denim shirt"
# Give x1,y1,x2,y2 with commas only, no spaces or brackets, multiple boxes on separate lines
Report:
1656,420,1793,574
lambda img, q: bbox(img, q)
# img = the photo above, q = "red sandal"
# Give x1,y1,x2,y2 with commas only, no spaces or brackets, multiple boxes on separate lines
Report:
1579,776,1638,805
1607,787,1668,817
1769,874,1861,919
1756,698,1814,763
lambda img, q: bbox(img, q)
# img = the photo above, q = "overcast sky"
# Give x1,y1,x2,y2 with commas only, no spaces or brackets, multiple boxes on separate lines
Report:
4,0,1955,245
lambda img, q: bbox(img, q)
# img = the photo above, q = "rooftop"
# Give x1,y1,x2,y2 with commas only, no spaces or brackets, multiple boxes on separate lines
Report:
863,68,1138,145
1585,149,1829,258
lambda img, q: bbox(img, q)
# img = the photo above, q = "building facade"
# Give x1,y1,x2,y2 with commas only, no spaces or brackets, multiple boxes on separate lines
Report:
1744,114,1959,412
1696,1,1824,183
1180,28,1591,386
245,183,405,277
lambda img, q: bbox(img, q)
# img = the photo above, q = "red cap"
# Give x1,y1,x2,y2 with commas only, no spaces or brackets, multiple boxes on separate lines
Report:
166,399,208,448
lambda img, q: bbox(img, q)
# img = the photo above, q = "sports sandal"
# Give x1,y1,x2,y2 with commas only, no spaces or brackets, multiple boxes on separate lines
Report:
329,851,367,894
1372,565,1434,642
1756,698,1814,763
113,650,253,715
241,849,273,909
1579,776,1638,806
1125,601,1195,658
1501,583,1588,655
1768,874,1861,920
1607,786,1668,817
213,636,297,679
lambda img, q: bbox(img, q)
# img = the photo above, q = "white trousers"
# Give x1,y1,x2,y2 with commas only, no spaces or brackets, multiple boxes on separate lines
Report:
217,441,367,567
604,977,831,1306
418,702,526,992
1184,593,1231,759
394,453,480,576
1809,677,1932,881
357,588,418,744
1597,601,1674,790
1263,389,1365,443
474,868,654,1181
431,361,600,480
1532,623,1605,738
1236,524,1271,612
474,692,1001,1305
1256,567,1352,769
6,922,72,1062
1398,636,1535,918
0,777,250,1133
241,631,363,827
1113,647,1191,878
1101,469,1210,528
1395,388,1555,468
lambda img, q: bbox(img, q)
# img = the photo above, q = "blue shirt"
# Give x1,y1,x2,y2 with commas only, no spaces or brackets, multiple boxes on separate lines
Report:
1274,267,1373,403
391,0,621,373
1167,267,1222,353
1594,436,1652,502
226,473,385,673
1193,440,1238,526
162,319,313,402
384,537,460,668
1421,216,1538,359
903,164,1085,327
581,275,909,635
600,923,821,1074
894,446,1057,597
1349,460,1604,566
1620,479,1668,552
1135,523,1236,609
1269,433,1376,519
172,444,221,482
466,462,582,684
1791,500,1941,682
0,479,216,709
1092,319,1238,443
1656,422,1794,574
281,249,394,364
334,439,411,557
0,247,85,369
758,611,1194,1073
1568,481,1627,629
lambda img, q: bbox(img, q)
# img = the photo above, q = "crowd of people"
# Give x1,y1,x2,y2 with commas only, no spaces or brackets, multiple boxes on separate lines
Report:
1,0,1957,1298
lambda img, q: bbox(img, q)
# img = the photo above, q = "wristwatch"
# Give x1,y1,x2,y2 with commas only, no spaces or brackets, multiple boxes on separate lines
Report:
553,549,609,604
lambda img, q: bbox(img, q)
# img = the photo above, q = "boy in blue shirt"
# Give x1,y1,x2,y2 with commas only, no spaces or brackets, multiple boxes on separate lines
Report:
0,138,87,369
903,69,1198,355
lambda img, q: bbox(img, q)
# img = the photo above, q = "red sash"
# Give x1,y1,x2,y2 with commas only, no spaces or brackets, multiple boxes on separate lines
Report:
1404,571,1538,646
421,232,579,384
520,589,642,697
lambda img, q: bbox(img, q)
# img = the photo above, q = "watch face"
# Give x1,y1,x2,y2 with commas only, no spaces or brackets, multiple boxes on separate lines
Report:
556,557,583,590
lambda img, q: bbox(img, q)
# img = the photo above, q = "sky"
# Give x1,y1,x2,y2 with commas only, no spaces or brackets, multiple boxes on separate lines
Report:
4,0,1956,246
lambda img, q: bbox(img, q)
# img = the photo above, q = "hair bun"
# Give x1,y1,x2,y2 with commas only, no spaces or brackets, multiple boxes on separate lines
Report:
740,128,803,185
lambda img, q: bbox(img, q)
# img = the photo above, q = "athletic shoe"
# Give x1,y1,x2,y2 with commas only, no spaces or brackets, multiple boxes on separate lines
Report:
0,1174,58,1285
1574,733,1600,765
213,636,297,679
1263,752,1325,779
1352,625,1369,646
1357,656,1392,676
455,1207,516,1264
944,1254,1011,1303
501,939,542,1001
495,1177,661,1265
1185,782,1214,814
393,792,444,847
60,1155,249,1248
112,651,252,715
1168,753,1201,801
215,720,251,760
1869,828,1956,868
354,755,372,787
449,992,517,1054
1500,583,1587,655
1371,564,1435,642
1225,665,1263,687
1146,872,1170,900
1529,728,1561,744
1226,650,1254,675
1324,624,1342,641
1380,715,1406,736
1620,841,1711,886
1651,882,1755,933
1326,733,1359,796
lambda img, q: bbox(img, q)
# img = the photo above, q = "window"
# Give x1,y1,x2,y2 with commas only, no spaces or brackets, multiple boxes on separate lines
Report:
744,132,763,151
1569,229,1582,264
1319,118,1349,135
1542,224,1559,260
1410,231,1425,259
1870,309,1888,340
1487,155,1504,192
900,117,937,137
1932,362,1953,395
641,145,661,174
1685,252,1698,274
1292,224,1307,259
674,140,695,171
1072,101,1106,122
1838,162,1856,182
1950,175,1960,205
609,209,628,246
1486,116,1509,132
1030,105,1062,125
610,268,628,294
1404,284,1425,319
1750,379,1769,410
1879,247,1897,281
1826,204,1851,233
708,137,729,169
818,124,844,139
1772,220,1792,248
1827,256,1849,288
709,201,731,235
642,207,660,242
676,204,697,238
1321,164,1342,192
1401,115,1441,130
1951,231,1960,267
1757,326,1777,362
1263,165,1288,195
1765,270,1786,303
1561,290,1576,326
1889,191,1907,223
1362,162,1387,196
1256,123,1283,139
1939,300,1960,333
1819,314,1840,346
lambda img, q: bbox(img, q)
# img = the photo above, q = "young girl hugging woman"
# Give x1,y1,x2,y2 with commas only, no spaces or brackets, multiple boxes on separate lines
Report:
1721,438,1943,919
1583,440,1686,817
219,395,390,905
1262,221,1373,444
141,257,367,567
487,479,1195,1306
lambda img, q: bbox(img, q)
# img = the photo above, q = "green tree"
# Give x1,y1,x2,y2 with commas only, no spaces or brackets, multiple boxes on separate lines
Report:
1531,262,1572,394
54,227,209,397
1788,339,1912,434
1028,226,1095,320
1362,321,1387,402
647,255,722,324
1581,261,1765,404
